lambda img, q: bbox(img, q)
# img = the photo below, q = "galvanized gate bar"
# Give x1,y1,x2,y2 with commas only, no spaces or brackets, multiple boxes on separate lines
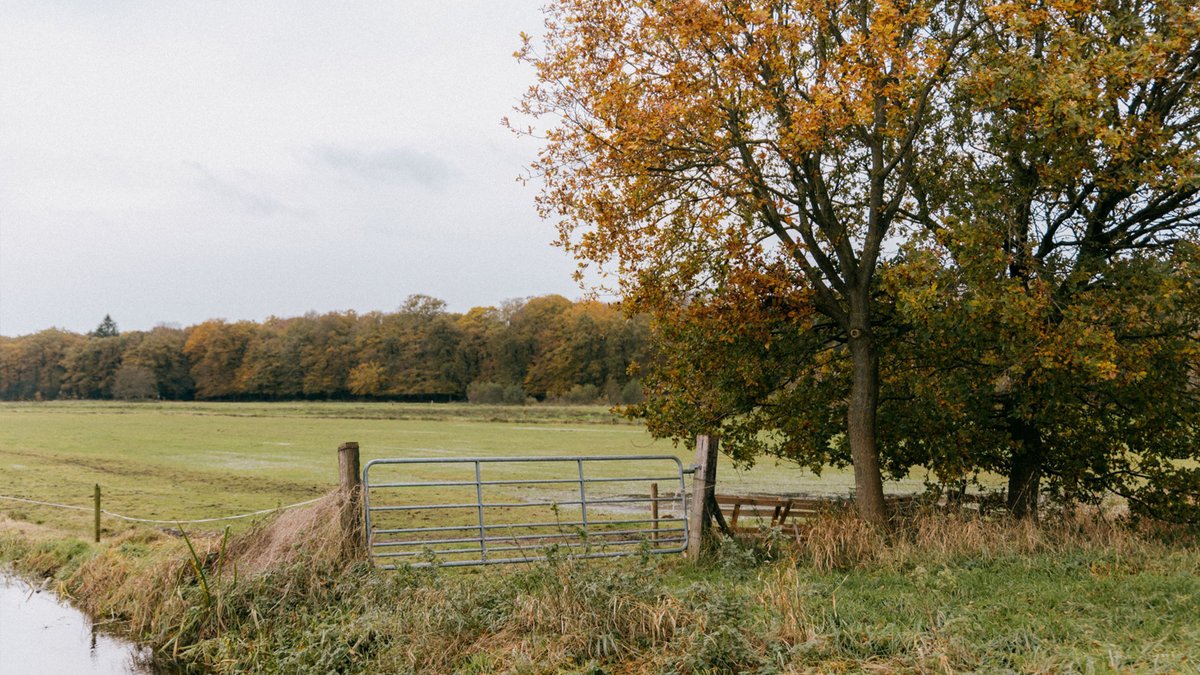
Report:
371,526,690,546
368,496,679,511
363,455,690,568
474,461,486,562
372,515,677,535
576,459,589,554
369,475,684,489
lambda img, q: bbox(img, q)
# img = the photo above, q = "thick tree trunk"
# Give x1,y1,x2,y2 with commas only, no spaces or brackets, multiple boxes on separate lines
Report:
1002,166,1042,521
848,329,887,525
1006,427,1043,520
1001,398,1044,519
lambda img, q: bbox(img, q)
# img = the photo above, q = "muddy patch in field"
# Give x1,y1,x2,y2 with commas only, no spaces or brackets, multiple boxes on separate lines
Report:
509,426,647,434
6,449,325,495
201,451,299,471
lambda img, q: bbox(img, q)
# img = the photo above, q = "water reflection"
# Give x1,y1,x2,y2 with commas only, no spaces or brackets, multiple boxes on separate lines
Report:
0,572,152,674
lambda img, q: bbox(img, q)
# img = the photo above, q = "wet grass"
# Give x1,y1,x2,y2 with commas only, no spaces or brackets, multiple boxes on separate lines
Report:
0,401,656,536
0,401,934,538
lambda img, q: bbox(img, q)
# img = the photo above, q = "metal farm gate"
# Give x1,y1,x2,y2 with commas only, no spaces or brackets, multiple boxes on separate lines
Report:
363,455,690,568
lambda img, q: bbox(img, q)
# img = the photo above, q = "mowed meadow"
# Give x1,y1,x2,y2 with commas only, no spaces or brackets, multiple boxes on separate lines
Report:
0,401,932,538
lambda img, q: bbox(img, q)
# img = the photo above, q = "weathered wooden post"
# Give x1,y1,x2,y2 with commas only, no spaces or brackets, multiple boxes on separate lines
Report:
687,434,719,559
338,442,363,554
93,484,101,543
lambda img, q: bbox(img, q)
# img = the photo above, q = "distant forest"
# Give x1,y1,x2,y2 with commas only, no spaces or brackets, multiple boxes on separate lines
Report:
0,295,651,404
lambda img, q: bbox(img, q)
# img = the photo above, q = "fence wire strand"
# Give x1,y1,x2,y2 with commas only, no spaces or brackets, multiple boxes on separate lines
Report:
0,493,330,525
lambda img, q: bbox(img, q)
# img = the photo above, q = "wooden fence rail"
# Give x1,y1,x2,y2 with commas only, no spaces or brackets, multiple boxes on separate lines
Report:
713,493,924,536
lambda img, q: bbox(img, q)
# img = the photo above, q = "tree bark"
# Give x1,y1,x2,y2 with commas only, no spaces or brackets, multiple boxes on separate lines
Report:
1006,428,1043,520
1001,160,1043,521
999,394,1044,520
847,328,887,525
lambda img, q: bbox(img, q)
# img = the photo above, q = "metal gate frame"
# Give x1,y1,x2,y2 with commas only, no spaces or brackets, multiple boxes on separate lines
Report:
363,455,690,568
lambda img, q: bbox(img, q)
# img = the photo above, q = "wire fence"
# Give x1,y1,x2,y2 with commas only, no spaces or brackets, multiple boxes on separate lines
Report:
0,493,329,526
1,443,362,545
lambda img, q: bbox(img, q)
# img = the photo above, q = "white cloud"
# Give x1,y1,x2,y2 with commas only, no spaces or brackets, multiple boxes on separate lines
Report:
186,162,306,218
311,145,456,189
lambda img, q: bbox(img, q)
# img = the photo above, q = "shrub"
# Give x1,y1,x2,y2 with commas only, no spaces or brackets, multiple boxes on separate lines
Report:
466,381,527,405
620,379,644,405
605,379,645,405
562,383,601,405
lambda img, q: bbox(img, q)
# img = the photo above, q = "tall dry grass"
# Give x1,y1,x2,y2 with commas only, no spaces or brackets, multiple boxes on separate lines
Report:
783,507,1159,572
3,496,1194,673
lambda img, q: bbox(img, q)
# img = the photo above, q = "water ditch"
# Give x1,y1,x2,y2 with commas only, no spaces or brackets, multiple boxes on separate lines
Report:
0,571,154,674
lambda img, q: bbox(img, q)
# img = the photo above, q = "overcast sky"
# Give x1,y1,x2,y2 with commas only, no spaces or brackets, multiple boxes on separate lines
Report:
0,1,585,337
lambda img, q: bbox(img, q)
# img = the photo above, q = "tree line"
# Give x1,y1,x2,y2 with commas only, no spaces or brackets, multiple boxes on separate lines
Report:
0,295,650,404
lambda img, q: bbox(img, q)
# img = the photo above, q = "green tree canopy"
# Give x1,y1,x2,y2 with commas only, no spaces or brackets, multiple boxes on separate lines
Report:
89,314,119,338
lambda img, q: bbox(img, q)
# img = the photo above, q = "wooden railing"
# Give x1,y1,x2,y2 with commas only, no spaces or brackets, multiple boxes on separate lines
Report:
714,493,924,535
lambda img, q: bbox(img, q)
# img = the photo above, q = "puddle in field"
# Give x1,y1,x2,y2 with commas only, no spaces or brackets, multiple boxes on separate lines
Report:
0,572,154,674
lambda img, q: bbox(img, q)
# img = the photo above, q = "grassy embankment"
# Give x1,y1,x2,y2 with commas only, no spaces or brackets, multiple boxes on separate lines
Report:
1,402,1197,672
3,504,1197,673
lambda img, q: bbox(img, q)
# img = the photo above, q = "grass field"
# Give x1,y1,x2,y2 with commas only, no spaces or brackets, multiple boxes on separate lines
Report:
0,401,934,538
2,402,1197,673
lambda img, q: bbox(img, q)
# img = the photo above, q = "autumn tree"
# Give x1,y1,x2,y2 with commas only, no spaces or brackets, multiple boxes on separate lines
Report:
495,295,572,398
0,330,82,400
457,306,507,385
61,333,126,399
299,311,359,397
183,320,257,399
350,296,470,398
888,246,1200,522
347,361,387,397
0,339,20,399
633,264,853,472
890,0,1200,519
111,363,158,400
516,0,978,522
124,326,194,399
235,318,307,398
526,301,650,400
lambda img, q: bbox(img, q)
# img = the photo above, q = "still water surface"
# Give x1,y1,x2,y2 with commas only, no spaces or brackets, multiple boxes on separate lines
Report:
0,572,151,674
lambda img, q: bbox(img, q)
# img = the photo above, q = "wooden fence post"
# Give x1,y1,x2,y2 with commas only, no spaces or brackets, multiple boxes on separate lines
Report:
338,442,363,553
93,484,101,544
687,434,719,559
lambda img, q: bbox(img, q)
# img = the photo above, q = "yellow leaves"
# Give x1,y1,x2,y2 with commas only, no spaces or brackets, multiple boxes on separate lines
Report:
346,362,386,397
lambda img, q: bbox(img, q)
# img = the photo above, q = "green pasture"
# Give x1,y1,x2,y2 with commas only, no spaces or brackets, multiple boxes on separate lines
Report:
2,402,1195,673
0,401,932,537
